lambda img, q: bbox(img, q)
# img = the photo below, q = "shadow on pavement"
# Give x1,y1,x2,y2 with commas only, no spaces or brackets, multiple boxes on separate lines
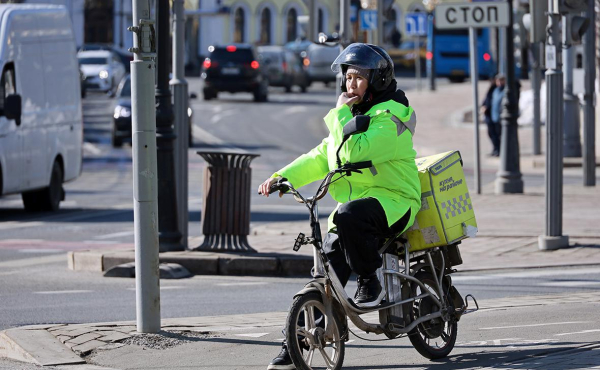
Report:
343,343,585,369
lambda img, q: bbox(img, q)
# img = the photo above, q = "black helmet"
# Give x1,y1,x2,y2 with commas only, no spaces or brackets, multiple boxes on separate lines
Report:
331,43,395,93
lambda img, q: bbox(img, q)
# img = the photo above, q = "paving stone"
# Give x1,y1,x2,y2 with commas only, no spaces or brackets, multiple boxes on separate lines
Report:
96,331,131,343
67,332,102,345
56,335,72,344
71,339,107,355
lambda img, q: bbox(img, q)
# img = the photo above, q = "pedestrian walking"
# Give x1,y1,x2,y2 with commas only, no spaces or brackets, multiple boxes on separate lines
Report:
480,74,505,157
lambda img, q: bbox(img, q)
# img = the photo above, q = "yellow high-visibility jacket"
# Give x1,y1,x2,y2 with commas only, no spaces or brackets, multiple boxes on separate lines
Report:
274,100,421,233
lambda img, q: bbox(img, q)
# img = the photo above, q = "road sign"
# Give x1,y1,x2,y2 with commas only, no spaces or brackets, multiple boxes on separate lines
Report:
434,2,510,29
405,12,428,36
359,9,377,31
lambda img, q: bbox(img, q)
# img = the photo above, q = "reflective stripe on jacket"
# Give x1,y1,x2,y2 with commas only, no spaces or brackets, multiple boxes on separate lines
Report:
274,100,421,233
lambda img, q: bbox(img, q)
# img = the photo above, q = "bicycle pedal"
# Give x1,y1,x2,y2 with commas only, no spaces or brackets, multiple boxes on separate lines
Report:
293,233,306,251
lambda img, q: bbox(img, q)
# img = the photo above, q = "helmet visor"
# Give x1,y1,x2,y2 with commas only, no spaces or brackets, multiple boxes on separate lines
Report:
331,43,389,73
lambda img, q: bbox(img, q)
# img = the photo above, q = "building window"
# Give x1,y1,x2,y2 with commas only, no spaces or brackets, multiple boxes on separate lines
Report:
260,8,271,44
234,7,245,43
318,8,324,33
286,8,297,42
84,0,113,43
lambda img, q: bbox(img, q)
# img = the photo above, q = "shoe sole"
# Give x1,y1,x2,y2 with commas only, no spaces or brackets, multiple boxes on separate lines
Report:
267,365,296,370
355,289,386,308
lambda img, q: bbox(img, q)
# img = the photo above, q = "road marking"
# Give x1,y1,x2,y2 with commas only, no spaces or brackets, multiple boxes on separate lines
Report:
539,281,600,287
83,141,102,155
555,329,600,336
94,231,135,240
18,249,63,253
0,254,66,268
283,106,308,114
480,321,589,330
0,209,129,231
216,282,269,287
83,240,119,245
235,333,269,338
34,290,93,295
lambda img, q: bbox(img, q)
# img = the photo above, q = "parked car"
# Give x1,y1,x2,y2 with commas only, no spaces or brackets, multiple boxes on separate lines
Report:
304,43,341,86
257,45,309,93
79,68,87,98
284,39,313,58
77,49,126,93
112,75,193,148
201,44,268,102
79,43,134,73
0,4,82,212
388,39,427,69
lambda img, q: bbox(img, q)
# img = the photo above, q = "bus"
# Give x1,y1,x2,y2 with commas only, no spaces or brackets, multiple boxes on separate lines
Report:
427,22,496,82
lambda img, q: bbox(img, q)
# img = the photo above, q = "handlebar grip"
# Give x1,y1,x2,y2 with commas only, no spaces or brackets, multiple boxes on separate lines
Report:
347,161,373,170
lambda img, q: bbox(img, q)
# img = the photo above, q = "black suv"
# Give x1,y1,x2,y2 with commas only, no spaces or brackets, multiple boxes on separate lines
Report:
202,44,268,102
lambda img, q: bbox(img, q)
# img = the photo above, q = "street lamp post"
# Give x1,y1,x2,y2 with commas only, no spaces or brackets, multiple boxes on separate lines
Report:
495,0,524,194
156,0,183,252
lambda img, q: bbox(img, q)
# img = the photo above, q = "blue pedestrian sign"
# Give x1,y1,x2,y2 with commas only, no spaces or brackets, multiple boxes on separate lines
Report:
405,12,428,36
359,10,377,31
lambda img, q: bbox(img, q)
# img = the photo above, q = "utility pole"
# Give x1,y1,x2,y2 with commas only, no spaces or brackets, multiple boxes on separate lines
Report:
539,1,568,250
582,0,596,186
308,0,316,42
129,0,161,332
377,0,384,46
428,13,436,91
156,0,183,252
562,14,582,158
495,0,523,194
528,0,547,155
171,0,189,248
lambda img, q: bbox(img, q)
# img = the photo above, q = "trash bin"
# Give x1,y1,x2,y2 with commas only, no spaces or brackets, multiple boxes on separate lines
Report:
195,151,260,252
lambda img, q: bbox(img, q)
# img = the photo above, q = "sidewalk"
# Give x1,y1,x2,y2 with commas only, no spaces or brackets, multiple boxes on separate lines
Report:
3,80,600,369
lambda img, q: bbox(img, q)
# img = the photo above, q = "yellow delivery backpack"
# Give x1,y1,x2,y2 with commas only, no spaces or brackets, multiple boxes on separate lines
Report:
404,151,478,253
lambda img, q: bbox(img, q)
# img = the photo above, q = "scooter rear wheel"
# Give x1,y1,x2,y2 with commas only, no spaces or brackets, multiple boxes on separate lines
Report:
408,271,458,359
286,291,345,370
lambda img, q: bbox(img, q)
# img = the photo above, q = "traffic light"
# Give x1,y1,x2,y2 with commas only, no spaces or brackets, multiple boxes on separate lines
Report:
525,0,548,43
553,0,587,13
564,13,589,45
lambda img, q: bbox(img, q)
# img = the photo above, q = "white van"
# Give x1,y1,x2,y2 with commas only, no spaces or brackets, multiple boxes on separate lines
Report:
0,4,82,211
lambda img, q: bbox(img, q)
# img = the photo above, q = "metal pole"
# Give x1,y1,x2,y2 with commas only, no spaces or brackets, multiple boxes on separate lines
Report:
539,6,569,250
156,0,183,252
340,0,350,45
470,27,481,195
428,13,436,91
531,42,542,155
499,26,507,75
308,0,316,42
416,35,421,91
582,0,596,186
377,0,383,46
563,15,583,158
495,0,524,194
129,0,161,333
171,0,189,249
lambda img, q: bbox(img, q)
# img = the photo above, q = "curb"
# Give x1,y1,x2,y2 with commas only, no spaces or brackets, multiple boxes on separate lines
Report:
0,326,85,367
69,249,313,277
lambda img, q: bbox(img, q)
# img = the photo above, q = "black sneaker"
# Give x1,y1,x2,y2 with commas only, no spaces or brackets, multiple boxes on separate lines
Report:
354,274,385,308
267,342,296,370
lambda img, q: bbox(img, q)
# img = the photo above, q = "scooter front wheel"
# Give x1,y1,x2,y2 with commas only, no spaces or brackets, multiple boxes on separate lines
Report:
286,291,345,370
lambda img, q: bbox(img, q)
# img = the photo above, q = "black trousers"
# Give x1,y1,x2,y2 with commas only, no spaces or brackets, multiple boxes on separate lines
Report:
486,118,502,154
324,197,411,284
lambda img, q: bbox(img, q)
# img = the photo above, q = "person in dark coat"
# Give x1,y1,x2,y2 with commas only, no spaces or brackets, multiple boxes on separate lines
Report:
480,74,505,157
